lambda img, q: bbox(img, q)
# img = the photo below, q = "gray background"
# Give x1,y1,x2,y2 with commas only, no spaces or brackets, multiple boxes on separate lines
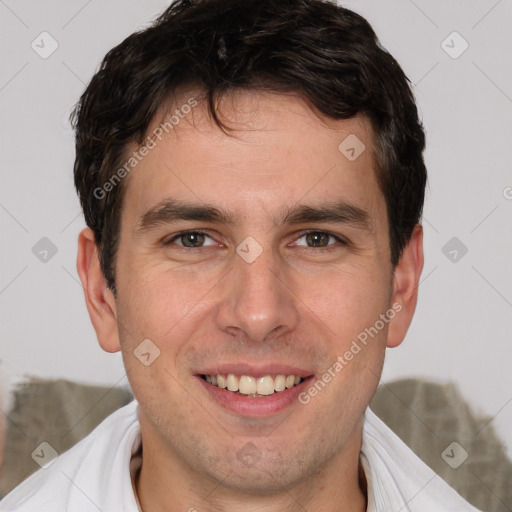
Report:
1,0,511,464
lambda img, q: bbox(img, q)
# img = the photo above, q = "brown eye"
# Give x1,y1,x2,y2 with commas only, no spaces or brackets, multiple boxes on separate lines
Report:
305,232,331,247
165,231,216,248
182,232,204,247
290,231,348,251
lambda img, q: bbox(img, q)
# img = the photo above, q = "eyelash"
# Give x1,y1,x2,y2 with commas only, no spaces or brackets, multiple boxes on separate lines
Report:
162,230,349,252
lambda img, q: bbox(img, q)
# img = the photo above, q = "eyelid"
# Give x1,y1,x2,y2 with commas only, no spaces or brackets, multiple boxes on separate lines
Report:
290,229,349,249
162,230,218,247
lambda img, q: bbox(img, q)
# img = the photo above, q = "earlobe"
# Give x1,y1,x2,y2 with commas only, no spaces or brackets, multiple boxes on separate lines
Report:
386,224,424,348
76,227,121,353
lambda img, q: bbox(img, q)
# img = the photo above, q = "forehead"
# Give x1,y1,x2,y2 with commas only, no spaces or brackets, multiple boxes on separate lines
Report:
120,90,385,228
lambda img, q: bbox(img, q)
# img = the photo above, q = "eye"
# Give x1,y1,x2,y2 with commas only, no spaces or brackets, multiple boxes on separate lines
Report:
164,231,217,248
292,231,346,249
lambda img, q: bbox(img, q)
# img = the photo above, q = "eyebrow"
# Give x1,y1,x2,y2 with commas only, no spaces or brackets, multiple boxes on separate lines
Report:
137,200,236,233
136,198,372,234
280,202,372,230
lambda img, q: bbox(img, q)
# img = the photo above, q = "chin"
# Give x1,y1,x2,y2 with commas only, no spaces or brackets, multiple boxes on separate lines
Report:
197,439,324,496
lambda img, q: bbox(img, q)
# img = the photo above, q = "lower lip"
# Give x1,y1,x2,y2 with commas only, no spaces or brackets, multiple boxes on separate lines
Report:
196,376,313,417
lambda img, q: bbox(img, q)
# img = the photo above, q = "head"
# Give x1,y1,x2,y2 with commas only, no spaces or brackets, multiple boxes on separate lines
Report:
74,0,425,501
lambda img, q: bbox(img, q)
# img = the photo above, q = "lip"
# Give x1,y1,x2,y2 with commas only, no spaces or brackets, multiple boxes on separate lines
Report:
195,373,314,417
196,363,313,379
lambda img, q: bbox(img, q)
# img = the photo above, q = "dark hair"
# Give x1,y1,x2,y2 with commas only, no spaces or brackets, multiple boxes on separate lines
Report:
72,0,427,294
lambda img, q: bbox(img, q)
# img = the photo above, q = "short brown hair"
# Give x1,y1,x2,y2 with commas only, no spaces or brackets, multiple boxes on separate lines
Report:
72,0,427,293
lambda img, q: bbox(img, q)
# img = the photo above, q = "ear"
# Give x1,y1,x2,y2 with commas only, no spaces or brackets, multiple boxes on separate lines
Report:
76,227,121,353
386,224,424,348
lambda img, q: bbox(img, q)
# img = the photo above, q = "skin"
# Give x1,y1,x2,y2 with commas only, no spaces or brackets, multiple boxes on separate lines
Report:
77,89,423,512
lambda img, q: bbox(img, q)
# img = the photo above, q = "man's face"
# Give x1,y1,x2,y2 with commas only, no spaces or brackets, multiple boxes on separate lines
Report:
110,91,396,491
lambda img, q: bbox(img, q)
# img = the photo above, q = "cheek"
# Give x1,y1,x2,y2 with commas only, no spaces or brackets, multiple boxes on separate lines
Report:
115,258,222,350
302,263,392,341
113,265,208,417
300,269,391,412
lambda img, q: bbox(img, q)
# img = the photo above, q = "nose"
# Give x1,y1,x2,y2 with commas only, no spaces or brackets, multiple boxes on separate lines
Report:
215,242,300,344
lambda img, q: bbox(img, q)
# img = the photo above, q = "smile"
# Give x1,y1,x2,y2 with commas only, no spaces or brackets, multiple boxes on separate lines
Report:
196,367,315,417
200,373,304,397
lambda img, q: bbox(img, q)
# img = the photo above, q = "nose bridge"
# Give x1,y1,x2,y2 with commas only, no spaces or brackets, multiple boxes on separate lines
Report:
216,238,299,342
237,245,280,304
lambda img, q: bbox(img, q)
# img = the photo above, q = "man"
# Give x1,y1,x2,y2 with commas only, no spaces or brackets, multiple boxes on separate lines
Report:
0,0,482,510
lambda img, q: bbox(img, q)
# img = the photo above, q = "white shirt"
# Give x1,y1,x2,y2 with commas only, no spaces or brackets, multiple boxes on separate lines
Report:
0,400,482,512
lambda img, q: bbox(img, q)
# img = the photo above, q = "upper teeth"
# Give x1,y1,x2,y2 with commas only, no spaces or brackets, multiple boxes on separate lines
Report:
204,374,303,395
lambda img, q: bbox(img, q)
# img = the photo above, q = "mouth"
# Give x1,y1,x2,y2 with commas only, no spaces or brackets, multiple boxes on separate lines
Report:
199,373,305,397
195,367,315,417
